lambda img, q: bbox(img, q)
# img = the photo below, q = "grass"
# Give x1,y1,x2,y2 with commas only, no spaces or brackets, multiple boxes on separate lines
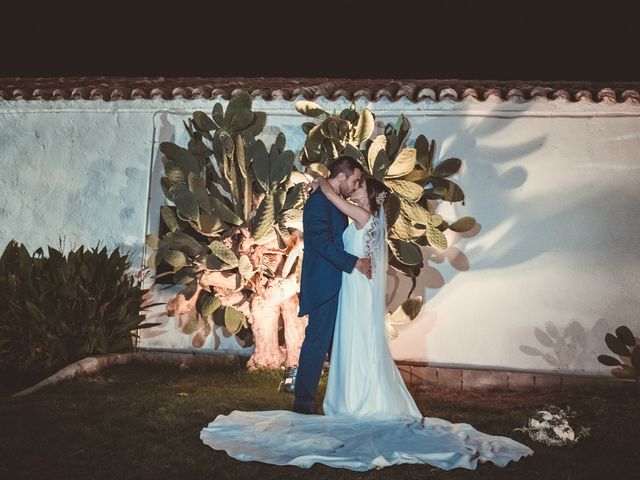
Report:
0,363,639,480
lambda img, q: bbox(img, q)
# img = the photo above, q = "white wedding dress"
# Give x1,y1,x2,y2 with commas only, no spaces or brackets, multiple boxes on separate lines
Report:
200,213,533,471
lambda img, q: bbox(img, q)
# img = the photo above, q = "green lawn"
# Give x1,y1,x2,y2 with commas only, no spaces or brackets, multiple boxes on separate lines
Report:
0,364,638,480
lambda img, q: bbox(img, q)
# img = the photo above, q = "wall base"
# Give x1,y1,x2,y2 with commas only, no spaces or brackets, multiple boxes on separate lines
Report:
397,362,637,393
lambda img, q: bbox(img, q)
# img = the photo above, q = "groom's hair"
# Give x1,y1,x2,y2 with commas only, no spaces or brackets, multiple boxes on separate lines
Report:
328,156,363,179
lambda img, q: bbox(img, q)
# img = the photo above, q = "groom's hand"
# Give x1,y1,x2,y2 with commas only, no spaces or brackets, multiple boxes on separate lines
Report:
355,257,372,279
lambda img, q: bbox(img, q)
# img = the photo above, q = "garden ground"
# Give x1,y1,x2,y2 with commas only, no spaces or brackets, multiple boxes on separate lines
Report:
1,364,638,479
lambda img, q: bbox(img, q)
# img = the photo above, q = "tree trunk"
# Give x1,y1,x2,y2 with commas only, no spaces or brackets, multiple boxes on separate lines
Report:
281,295,307,367
246,295,284,370
165,234,307,370
245,275,303,369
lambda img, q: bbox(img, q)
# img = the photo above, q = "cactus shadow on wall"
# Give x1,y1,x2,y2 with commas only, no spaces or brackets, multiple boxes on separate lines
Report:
396,109,640,361
138,113,183,342
385,101,543,314
519,318,613,372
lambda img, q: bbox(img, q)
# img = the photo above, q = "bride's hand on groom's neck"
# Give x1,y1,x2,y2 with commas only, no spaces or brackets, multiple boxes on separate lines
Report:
306,177,323,195
307,177,334,198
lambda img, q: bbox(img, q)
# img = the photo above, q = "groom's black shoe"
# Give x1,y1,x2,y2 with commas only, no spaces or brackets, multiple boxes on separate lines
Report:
292,404,316,415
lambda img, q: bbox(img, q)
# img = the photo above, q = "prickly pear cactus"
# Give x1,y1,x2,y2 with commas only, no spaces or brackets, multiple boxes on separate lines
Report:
598,326,640,379
296,100,476,296
147,90,311,369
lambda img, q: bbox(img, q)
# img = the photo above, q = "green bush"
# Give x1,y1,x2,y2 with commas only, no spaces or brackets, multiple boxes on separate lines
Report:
0,241,159,375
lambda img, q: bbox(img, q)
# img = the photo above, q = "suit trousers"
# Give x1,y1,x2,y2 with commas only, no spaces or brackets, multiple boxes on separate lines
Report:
293,292,340,411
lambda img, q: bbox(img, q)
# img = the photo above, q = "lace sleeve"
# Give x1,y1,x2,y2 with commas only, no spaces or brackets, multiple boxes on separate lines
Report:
366,209,388,311
364,215,380,258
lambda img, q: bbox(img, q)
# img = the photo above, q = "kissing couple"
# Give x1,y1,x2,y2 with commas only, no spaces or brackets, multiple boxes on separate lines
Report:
201,157,533,471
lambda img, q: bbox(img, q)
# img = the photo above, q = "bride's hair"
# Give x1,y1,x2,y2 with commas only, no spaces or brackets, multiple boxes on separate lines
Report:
364,177,390,217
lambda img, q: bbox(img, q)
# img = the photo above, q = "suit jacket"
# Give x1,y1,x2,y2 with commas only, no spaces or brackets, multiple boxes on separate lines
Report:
298,189,358,316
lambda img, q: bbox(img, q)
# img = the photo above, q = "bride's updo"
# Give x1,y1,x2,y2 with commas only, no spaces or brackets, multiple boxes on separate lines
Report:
365,177,390,216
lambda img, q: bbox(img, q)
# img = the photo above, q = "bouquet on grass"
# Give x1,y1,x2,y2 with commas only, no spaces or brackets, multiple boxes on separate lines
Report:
515,405,591,446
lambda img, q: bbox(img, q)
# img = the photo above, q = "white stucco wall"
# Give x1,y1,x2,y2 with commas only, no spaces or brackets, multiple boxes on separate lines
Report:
2,95,639,375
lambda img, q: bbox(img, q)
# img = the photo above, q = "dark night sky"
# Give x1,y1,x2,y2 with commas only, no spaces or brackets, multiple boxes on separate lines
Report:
2,0,638,81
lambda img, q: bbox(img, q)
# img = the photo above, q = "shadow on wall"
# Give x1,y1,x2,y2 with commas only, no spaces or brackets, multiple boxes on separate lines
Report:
143,111,177,271
519,318,614,372
387,108,640,369
138,113,181,343
386,100,544,311
386,223,482,309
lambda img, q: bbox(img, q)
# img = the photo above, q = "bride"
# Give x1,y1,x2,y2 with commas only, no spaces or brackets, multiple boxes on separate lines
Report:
200,175,533,471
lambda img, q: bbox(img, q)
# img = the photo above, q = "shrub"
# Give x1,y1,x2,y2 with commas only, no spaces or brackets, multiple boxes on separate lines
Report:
0,241,158,375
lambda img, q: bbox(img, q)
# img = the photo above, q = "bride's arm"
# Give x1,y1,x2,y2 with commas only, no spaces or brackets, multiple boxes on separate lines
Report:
312,177,371,227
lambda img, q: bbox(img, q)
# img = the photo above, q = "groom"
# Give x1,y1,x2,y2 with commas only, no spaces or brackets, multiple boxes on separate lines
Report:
294,156,371,414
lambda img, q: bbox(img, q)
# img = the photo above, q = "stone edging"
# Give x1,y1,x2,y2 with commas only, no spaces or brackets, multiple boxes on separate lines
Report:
396,363,638,393
12,350,240,397
13,351,635,397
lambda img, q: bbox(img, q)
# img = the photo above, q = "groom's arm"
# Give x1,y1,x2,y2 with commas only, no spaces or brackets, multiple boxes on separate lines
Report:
304,196,358,273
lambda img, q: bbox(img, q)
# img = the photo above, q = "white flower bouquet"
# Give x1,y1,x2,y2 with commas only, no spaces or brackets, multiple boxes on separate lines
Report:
515,405,591,446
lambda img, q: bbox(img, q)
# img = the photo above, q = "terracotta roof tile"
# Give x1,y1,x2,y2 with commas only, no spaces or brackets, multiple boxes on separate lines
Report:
0,77,638,104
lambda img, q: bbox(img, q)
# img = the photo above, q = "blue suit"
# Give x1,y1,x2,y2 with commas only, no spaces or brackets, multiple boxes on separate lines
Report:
295,189,358,411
